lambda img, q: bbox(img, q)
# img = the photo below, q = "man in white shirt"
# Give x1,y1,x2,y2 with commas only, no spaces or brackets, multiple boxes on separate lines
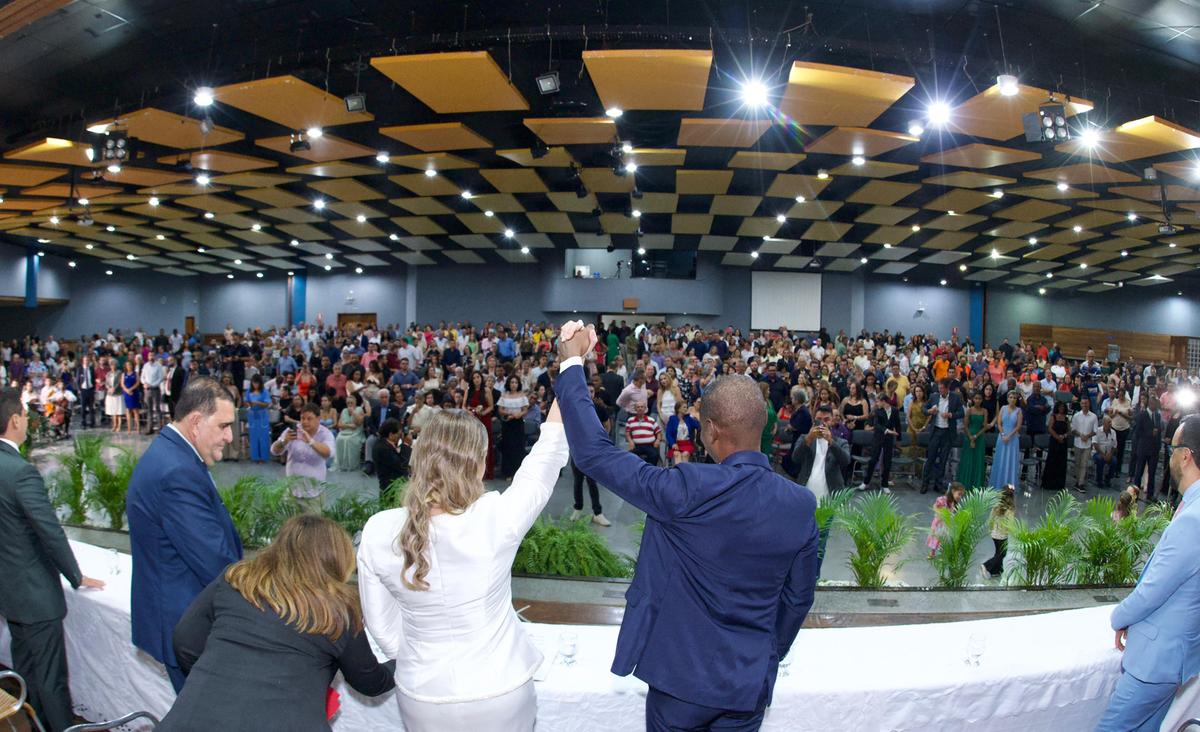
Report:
1070,397,1099,493
1092,416,1118,489
140,357,166,434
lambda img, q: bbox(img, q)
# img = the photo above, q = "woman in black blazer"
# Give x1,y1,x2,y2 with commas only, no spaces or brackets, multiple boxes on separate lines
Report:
159,514,395,732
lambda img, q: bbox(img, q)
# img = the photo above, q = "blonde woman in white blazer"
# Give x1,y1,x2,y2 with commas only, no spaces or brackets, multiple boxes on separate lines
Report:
357,401,568,731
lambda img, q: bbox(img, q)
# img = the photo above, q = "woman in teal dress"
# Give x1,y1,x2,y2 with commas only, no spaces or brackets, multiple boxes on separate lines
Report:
245,374,272,463
957,390,989,488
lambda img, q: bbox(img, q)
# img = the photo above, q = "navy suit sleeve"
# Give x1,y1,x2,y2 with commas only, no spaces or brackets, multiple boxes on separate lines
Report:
555,363,694,521
775,518,819,658
160,476,241,586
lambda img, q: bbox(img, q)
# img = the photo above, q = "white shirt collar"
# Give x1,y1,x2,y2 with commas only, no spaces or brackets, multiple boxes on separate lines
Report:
0,437,20,454
166,423,207,466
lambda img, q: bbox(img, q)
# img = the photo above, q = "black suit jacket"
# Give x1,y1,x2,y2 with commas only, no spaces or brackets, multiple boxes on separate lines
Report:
372,438,411,492
870,405,902,438
169,365,188,401
365,403,401,435
1133,409,1162,453
0,441,83,623
924,392,966,432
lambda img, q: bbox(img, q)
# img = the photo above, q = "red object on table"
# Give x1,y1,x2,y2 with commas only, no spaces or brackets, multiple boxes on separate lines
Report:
326,687,341,720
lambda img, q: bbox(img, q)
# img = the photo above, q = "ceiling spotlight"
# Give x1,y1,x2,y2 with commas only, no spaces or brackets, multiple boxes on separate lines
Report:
927,101,952,127
1028,237,1038,245
36,251,44,257
197,247,206,253
289,134,311,153
795,195,806,203
907,120,925,137
484,210,494,217
637,247,647,255
68,261,76,268
107,163,121,174
324,252,333,260
947,210,957,216
605,107,623,119
851,155,865,166
203,212,215,219
1079,126,1101,148
624,162,638,174
883,243,893,249
816,169,829,180
105,225,116,232
256,272,264,278
305,127,323,140
251,224,261,231
1056,182,1069,192
520,245,530,254
461,190,473,200
632,209,642,218
77,197,89,207
750,251,759,259
776,214,787,223
1169,242,1178,248
996,74,1020,97
324,264,331,271
287,271,294,276
1080,263,1088,269
37,238,49,243
939,279,948,286
375,152,389,163
959,264,967,271
991,189,1004,199
233,258,242,264
196,173,210,186
504,228,515,238
1179,291,1184,296
356,214,367,223
424,168,437,178
740,79,769,108
1038,287,1046,295
911,225,921,232
105,270,112,275
148,196,160,206
535,71,560,95
193,87,215,107
1127,213,1138,222
1120,250,1129,256
126,254,135,261
388,234,398,241
85,243,94,249
154,234,165,241
621,141,633,154
355,267,363,274
1072,225,1083,233
860,257,868,264
49,216,60,224
991,248,999,259
344,92,367,113
290,239,299,246
313,199,326,210
227,273,234,279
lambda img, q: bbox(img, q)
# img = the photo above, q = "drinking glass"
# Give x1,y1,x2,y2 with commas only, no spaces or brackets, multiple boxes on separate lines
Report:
109,548,121,576
966,633,986,667
558,632,578,667
778,653,792,678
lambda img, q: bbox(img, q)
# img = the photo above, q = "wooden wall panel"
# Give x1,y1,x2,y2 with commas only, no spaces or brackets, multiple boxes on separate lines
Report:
1019,323,1178,363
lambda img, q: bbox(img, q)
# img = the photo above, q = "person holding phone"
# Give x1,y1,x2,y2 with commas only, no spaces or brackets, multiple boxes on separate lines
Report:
271,403,335,510
791,404,851,500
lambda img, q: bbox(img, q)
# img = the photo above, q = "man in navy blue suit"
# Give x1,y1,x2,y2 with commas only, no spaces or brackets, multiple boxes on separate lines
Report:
126,376,243,692
554,321,819,731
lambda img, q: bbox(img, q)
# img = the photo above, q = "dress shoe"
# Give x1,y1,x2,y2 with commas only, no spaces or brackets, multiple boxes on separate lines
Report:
570,509,584,522
592,513,612,527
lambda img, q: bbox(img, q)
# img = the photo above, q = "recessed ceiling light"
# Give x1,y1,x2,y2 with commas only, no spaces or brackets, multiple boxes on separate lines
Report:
624,162,638,174
959,264,967,271
911,225,921,232
504,228,515,238
632,209,642,218
256,272,263,278
907,120,925,137
816,169,829,180
105,225,116,232
851,155,865,166
324,264,331,271
126,254,135,260
461,190,472,199
750,251,759,259
860,257,868,264
1028,237,1038,245
883,243,892,249
287,271,294,276
196,173,211,186
740,78,769,107
251,223,261,231
991,189,1004,199
1127,213,1138,222
520,246,530,254
423,168,437,178
355,214,367,223
621,141,633,153
313,199,325,210
193,87,215,107
939,278,948,286
1079,127,1101,148
305,126,323,139
290,239,300,246
77,197,89,206
375,152,389,163
37,238,49,243
107,163,121,174
637,247,647,255
776,214,787,223
36,251,44,257
795,195,806,203
105,270,112,275
355,267,363,274
388,234,399,241
605,106,623,118
49,216,60,224
324,252,333,259
1073,225,1083,233
197,247,206,253
1120,250,1129,256
203,212,215,219
484,210,494,217
85,243,94,250
233,259,242,264
148,196,160,206
68,261,76,268
996,74,1019,97
1038,287,1046,295
1169,242,1178,248
927,101,952,127
1056,182,1069,192
226,273,234,279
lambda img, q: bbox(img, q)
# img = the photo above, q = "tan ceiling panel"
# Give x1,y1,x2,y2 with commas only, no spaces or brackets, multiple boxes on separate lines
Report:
285,161,379,178
786,200,843,220
581,168,635,193
1054,210,1127,230
390,197,453,216
547,192,599,213
371,52,529,113
1081,197,1161,213
89,108,242,149
921,231,974,250
1111,223,1165,240
778,61,915,127
1024,163,1140,185
676,170,733,195
805,127,918,156
214,74,374,128
994,199,1071,221
709,195,762,216
671,214,713,235
1056,116,1200,162
524,118,618,145
99,167,192,187
727,151,806,171
174,194,250,214
1024,243,1077,261
764,174,831,200
803,221,853,241
923,188,998,213
325,202,386,220
331,219,386,238
134,183,227,197
922,143,1041,169
1152,161,1200,180
496,147,576,168
951,83,1093,141
308,178,386,202
4,138,93,166
1090,237,1151,252
378,122,492,151
159,150,277,174
0,163,64,186
389,173,462,196
925,213,987,231
0,198,63,211
525,212,574,233
856,206,918,225
124,203,192,219
479,168,548,193
1039,228,1101,245
1109,184,1200,202
985,220,1046,238
600,213,640,234
634,193,679,214
386,152,477,171
23,183,121,200
256,134,376,163
260,207,324,224
210,172,300,187
237,187,311,208
847,181,920,205
829,161,918,178
625,148,687,167
455,213,503,234
1008,185,1099,201
864,226,915,245
467,193,524,213
923,171,1016,189
677,119,772,148
736,217,783,238
277,223,333,241
980,238,1029,255
183,232,237,248
583,49,712,111
1111,256,1159,271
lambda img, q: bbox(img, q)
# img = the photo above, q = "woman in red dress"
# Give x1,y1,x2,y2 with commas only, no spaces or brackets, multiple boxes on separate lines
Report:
465,370,496,479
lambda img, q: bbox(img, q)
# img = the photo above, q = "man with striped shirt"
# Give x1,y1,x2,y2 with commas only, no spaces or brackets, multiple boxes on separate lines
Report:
625,401,662,465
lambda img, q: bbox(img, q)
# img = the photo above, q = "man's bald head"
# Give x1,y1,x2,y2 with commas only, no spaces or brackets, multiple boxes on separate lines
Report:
700,375,767,441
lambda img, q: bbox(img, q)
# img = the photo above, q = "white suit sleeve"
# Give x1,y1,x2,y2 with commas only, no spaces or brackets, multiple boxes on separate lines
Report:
356,534,405,661
496,422,569,544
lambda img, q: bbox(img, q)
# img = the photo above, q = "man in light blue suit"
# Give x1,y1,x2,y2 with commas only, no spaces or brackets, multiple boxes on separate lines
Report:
126,377,243,693
1096,414,1200,731
554,321,819,731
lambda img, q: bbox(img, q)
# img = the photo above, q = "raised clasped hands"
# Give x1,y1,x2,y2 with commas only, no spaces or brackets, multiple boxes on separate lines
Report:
557,320,597,361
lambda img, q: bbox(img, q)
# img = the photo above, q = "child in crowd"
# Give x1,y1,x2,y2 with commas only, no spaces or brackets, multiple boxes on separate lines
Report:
982,485,1016,579
1112,485,1139,522
927,482,966,558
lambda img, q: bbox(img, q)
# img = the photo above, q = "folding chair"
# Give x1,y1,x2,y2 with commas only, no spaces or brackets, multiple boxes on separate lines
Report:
0,670,47,732
64,711,159,731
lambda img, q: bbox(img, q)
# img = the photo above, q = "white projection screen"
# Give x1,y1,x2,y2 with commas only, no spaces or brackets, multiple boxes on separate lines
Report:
751,271,822,331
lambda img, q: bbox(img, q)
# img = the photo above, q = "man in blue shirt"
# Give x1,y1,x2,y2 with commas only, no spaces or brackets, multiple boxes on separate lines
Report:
496,330,517,363
388,358,420,405
1095,414,1200,731
276,351,297,375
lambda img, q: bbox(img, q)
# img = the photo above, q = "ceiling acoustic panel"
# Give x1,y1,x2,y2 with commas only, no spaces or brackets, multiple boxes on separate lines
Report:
923,171,1016,189
583,49,712,111
847,181,920,206
378,122,492,151
496,147,576,168
830,160,918,178
921,143,1041,169
677,119,772,148
479,168,548,193
0,163,65,186
805,127,918,156
159,150,277,174
386,152,477,172
256,134,376,163
951,83,1093,141
524,118,618,145
727,151,806,171
1056,116,1200,163
778,61,915,127
88,108,242,149
214,74,374,129
371,51,529,113
4,138,93,166
676,170,733,195
1024,163,1141,186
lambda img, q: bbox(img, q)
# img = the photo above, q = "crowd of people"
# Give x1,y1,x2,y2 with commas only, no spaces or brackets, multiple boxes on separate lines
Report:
1,315,1198,732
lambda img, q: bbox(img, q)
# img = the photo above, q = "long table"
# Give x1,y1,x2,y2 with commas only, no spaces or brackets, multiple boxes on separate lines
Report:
2,541,1197,731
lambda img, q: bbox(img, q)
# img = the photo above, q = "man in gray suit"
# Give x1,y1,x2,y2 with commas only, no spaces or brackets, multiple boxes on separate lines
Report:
791,404,851,498
0,388,105,731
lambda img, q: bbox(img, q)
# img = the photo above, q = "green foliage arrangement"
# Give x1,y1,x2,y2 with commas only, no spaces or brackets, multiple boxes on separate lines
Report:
1075,498,1171,586
1003,491,1083,587
84,445,138,530
814,489,854,572
218,476,303,548
514,518,634,578
324,494,382,538
631,516,646,549
381,478,408,510
835,492,916,588
52,435,105,524
927,488,1000,588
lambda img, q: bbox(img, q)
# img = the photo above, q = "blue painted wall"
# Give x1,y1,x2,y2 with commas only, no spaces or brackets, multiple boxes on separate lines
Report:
985,287,1200,342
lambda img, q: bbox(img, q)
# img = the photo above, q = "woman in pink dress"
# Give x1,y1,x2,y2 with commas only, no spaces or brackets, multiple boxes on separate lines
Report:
927,483,966,557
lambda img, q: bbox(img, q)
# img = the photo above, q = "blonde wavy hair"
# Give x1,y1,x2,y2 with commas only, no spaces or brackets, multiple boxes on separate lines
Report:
398,409,488,591
225,514,361,640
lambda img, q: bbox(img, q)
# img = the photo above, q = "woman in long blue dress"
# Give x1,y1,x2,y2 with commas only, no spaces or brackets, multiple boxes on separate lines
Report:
988,389,1024,490
121,358,142,434
245,374,272,463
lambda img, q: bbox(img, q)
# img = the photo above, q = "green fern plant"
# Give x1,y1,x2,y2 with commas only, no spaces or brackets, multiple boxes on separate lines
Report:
815,489,854,574
52,435,106,524
927,488,999,588
514,518,634,578
835,492,916,588
381,478,408,509
218,476,304,548
1004,491,1083,586
324,494,381,537
84,445,138,530
1075,498,1170,585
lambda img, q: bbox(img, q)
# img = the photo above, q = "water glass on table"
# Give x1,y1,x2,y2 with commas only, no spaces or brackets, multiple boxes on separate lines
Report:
557,632,578,667
108,548,122,576
965,632,986,667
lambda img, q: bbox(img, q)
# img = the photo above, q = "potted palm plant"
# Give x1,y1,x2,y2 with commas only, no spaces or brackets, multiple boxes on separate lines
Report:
1003,491,1083,586
83,445,138,530
815,489,854,574
1075,497,1171,585
927,488,1000,588
835,492,916,588
52,435,106,524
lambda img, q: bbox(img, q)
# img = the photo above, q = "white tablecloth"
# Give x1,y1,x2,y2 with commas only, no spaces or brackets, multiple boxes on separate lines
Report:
2,541,1198,731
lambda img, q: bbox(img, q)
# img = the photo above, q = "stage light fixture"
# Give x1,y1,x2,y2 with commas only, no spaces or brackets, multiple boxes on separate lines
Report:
637,247,647,255
605,107,623,119
343,92,366,113
851,155,865,166
996,74,1019,97
740,79,769,108
196,173,210,186
356,214,367,223
504,228,515,238
289,133,311,153
816,169,829,180
520,246,530,254
1170,242,1178,248
531,140,550,159
624,162,638,174
883,243,892,249
94,132,132,168
424,168,437,178
907,120,925,137
535,71,560,94
927,101,951,127
776,214,786,223
85,148,95,161
107,163,121,174
193,87,215,106
148,196,160,206
37,238,49,243
605,244,615,253
1045,272,1052,278
376,152,389,163
1080,262,1087,269
313,199,326,210
1079,126,1101,148
126,254,135,261
959,264,967,271
1023,102,1069,143
911,225,921,232
306,127,324,140
288,271,295,276
227,273,234,279
631,187,643,200
750,251,759,259
79,214,93,226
